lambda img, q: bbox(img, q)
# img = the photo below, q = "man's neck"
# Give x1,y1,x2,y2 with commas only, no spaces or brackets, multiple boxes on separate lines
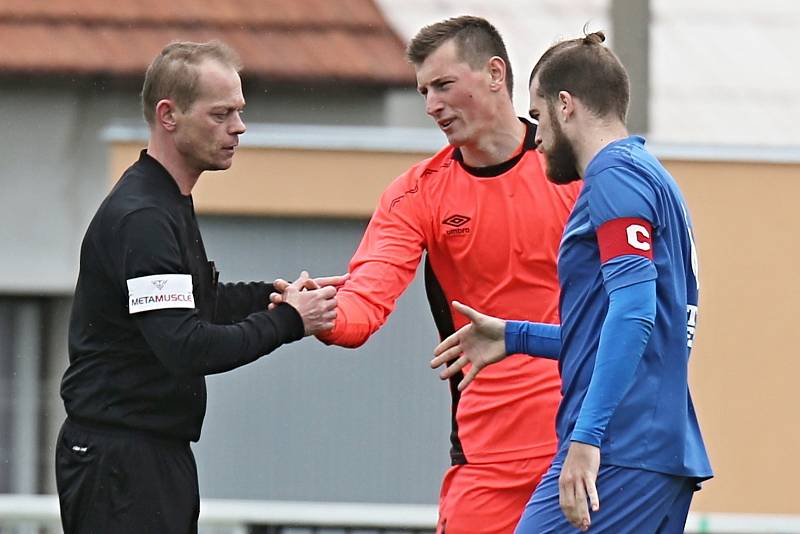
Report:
146,140,200,195
459,106,526,168
574,119,629,177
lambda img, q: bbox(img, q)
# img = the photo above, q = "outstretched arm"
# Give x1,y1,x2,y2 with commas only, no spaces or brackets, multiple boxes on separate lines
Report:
431,301,507,390
120,209,317,377
431,301,561,390
314,173,427,348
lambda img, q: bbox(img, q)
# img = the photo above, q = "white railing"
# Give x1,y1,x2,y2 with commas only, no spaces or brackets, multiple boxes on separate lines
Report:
2,494,800,533
0,495,437,533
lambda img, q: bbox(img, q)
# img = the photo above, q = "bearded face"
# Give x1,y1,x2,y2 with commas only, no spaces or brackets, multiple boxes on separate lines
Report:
542,100,580,185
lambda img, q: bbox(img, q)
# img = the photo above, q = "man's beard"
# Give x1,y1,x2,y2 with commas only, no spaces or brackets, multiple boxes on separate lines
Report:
544,119,581,185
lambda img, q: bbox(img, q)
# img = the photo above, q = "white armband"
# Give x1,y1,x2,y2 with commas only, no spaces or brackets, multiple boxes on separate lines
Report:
127,274,195,314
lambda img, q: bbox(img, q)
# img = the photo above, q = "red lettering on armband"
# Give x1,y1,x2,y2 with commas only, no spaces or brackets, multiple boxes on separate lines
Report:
597,218,654,263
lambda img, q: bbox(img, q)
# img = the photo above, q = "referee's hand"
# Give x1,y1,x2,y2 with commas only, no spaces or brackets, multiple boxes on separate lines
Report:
277,272,338,336
270,272,349,308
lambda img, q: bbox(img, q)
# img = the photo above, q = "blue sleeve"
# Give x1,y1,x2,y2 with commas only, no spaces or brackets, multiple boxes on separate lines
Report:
588,165,658,230
589,166,659,292
570,273,656,447
505,321,560,360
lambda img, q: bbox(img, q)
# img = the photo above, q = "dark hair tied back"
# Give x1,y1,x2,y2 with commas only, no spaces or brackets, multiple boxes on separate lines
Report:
583,31,606,45
529,28,628,123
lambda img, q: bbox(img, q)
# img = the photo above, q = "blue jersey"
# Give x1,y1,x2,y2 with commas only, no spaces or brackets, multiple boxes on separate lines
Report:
557,136,711,478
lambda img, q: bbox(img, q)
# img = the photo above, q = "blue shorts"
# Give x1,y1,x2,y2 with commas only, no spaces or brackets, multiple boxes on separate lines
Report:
515,457,696,534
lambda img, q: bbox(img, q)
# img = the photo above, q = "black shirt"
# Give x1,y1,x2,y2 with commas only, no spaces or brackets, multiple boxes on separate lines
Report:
62,151,304,442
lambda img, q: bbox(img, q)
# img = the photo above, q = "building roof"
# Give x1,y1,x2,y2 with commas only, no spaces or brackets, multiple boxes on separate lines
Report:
0,0,414,86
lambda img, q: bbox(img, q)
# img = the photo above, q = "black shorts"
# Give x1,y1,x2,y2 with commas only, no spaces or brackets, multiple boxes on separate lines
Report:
55,418,199,534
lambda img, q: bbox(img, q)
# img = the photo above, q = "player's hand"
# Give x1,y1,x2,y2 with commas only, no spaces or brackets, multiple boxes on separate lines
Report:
278,272,338,335
269,272,348,309
430,301,508,390
559,442,600,531
311,273,349,289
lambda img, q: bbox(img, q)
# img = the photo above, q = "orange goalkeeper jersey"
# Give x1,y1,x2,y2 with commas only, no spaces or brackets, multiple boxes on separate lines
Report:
318,120,580,464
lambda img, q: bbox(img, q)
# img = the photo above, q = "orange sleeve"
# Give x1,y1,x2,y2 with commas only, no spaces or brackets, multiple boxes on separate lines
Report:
316,170,427,348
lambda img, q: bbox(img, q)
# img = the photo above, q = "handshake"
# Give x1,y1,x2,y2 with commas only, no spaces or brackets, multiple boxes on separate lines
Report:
269,271,349,336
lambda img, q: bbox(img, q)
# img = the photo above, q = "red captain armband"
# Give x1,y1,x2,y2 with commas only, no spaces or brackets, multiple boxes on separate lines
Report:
597,218,654,263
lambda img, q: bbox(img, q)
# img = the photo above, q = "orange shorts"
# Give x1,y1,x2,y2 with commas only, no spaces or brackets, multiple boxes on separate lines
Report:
437,455,553,534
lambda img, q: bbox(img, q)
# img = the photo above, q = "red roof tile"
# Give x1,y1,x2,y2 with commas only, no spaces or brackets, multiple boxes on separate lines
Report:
0,0,414,85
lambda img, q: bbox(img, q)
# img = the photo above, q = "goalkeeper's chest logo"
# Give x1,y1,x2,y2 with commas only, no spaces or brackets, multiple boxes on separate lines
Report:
442,214,472,237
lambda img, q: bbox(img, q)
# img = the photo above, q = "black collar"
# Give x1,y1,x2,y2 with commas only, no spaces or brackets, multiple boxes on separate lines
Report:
452,118,538,177
136,149,193,204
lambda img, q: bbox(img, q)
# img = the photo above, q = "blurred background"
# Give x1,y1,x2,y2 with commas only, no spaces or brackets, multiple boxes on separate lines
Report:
0,0,798,532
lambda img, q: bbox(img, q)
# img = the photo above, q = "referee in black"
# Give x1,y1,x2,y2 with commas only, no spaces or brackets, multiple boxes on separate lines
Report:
55,40,340,533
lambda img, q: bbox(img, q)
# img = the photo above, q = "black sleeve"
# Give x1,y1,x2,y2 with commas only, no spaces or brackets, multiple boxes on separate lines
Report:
136,305,303,376
214,281,277,324
118,208,304,377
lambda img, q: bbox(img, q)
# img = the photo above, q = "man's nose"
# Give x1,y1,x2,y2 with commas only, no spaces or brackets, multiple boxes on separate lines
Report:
230,111,246,134
426,94,444,117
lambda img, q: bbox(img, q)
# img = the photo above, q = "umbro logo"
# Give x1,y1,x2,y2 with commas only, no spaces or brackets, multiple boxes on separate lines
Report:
442,214,471,228
443,214,472,236
152,279,168,291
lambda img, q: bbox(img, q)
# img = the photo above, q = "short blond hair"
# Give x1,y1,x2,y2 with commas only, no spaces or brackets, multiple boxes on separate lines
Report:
141,40,242,126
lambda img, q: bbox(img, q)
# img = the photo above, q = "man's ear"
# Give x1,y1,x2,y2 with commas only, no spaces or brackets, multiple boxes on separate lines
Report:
155,99,178,132
487,56,507,93
558,90,576,121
